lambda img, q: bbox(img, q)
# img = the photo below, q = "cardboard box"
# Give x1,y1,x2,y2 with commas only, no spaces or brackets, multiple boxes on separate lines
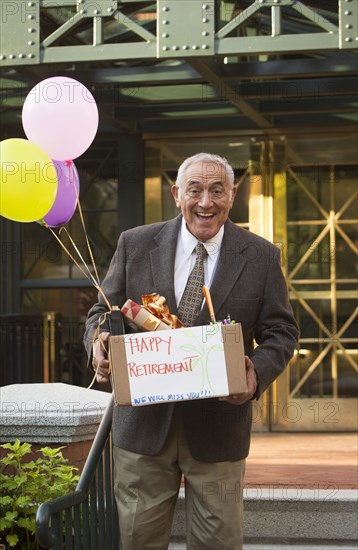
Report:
109,323,247,407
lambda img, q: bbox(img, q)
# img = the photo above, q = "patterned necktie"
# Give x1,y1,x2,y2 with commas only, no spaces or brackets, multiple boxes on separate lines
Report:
178,243,207,326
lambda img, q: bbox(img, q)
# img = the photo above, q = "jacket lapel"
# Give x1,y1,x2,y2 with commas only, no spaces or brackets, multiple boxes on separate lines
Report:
196,220,249,324
149,216,250,324
149,215,182,314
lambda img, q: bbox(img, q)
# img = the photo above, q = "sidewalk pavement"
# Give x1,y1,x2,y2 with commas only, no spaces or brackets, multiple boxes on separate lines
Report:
245,432,357,490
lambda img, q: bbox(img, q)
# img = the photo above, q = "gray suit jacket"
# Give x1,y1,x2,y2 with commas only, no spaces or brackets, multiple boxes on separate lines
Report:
84,215,298,461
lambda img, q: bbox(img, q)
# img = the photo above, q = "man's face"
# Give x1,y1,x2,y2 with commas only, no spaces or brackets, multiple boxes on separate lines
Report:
171,160,237,242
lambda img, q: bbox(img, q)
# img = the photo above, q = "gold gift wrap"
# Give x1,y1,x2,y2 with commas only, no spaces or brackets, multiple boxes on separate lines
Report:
121,294,183,332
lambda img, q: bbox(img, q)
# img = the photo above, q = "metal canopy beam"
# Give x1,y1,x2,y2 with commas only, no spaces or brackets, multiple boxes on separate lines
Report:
188,58,273,129
0,0,356,67
3,57,357,91
0,0,356,142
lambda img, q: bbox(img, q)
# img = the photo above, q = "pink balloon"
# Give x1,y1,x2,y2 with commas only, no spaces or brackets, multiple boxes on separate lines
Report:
41,160,80,227
22,76,99,161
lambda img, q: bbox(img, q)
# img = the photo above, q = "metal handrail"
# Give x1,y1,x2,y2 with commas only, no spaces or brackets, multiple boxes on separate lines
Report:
36,393,117,549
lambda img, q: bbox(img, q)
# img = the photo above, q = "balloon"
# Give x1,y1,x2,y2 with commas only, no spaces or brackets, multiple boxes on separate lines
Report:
41,160,80,227
22,76,99,161
0,138,58,223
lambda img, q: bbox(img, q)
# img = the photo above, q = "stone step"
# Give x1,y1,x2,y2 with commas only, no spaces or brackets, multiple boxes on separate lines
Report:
170,488,358,546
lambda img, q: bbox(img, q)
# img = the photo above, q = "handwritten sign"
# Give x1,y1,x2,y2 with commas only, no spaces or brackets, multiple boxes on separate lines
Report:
123,325,229,406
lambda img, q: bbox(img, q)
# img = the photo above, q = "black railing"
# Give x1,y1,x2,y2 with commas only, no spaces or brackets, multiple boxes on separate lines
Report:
0,313,62,385
36,395,118,550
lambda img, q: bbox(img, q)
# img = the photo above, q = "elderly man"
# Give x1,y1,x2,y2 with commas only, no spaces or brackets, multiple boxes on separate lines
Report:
84,152,299,550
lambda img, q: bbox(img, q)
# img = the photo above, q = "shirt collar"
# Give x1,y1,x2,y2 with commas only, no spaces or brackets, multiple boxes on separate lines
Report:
179,217,224,260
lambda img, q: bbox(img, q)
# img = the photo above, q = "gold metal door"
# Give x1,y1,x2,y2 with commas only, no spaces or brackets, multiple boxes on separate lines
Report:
273,164,358,431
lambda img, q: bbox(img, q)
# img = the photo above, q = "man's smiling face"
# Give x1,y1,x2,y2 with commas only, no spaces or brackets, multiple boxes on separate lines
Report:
171,160,237,242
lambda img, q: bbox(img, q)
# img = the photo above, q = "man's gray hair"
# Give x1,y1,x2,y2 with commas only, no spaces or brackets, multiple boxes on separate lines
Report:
175,153,235,191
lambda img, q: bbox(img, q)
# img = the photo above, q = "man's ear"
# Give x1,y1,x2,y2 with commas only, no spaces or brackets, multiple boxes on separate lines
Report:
230,185,238,206
171,185,181,207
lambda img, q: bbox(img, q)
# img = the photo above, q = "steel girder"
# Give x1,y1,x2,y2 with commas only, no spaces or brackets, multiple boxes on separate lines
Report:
0,0,357,67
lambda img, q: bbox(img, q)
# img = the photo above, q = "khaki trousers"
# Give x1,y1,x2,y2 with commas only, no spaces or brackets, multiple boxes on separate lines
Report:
113,406,245,550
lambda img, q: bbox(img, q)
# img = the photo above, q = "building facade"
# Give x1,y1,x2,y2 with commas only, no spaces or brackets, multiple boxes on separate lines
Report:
1,0,357,431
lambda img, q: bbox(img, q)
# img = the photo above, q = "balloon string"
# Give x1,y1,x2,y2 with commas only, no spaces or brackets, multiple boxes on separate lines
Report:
49,227,98,287
61,226,96,281
68,161,101,288
48,227,112,311
77,199,101,287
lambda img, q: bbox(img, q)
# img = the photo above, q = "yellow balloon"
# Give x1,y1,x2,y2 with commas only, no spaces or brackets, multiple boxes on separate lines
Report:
0,138,58,222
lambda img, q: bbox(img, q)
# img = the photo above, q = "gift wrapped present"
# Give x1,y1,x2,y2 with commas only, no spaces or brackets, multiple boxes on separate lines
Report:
121,293,183,332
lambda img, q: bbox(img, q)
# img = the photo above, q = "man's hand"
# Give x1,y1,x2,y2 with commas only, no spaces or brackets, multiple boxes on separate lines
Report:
92,331,111,384
219,355,257,405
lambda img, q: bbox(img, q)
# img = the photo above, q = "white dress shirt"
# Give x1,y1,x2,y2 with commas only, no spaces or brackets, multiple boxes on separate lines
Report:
174,217,224,307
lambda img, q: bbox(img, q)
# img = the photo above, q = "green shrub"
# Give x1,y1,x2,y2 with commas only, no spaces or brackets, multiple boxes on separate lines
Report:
0,439,79,549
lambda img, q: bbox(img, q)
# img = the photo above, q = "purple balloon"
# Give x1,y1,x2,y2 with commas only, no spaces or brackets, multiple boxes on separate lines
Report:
42,160,80,227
